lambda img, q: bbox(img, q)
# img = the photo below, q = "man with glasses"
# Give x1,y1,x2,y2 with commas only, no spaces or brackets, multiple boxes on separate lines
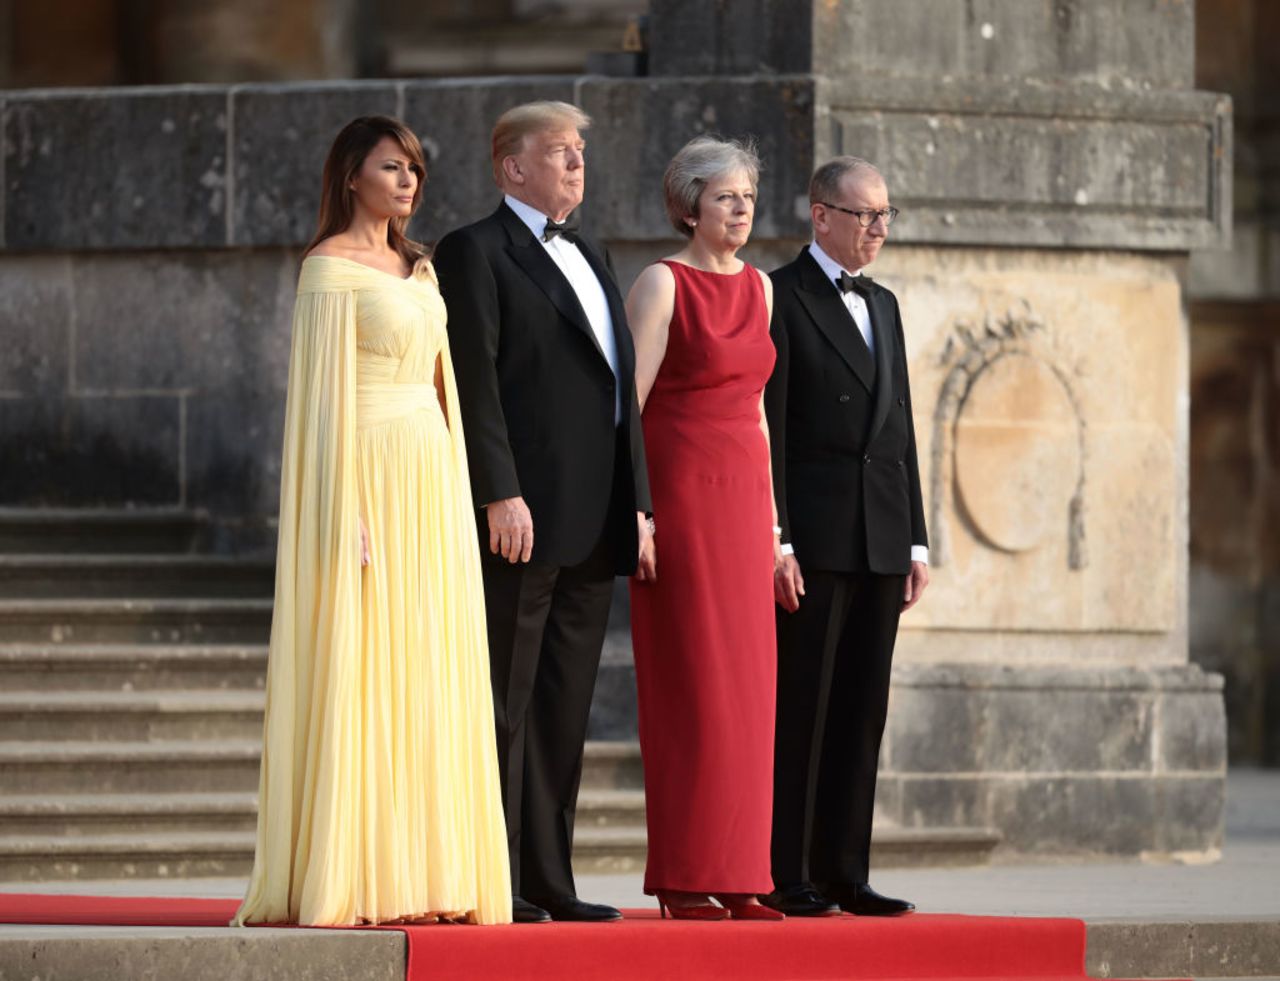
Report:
761,157,928,918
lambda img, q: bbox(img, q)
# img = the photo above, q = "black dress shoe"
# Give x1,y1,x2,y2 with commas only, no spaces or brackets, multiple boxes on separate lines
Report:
759,884,840,917
512,896,552,923
535,895,623,922
830,883,915,917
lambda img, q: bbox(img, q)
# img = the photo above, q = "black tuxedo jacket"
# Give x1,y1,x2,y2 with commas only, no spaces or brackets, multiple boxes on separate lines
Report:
764,248,926,575
433,202,650,575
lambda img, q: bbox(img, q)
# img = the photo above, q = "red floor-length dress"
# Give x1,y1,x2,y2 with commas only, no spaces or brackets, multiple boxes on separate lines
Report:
631,259,777,895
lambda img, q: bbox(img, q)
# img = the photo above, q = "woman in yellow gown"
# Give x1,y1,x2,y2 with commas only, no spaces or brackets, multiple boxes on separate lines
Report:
233,116,511,926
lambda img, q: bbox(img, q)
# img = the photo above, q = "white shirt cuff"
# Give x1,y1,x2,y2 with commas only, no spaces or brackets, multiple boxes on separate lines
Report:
780,543,795,556
911,545,929,565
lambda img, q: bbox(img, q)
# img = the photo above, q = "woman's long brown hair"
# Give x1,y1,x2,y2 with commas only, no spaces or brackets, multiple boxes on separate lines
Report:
306,115,430,268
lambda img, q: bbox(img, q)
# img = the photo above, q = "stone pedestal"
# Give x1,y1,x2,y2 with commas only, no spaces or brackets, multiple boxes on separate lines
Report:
0,0,1231,856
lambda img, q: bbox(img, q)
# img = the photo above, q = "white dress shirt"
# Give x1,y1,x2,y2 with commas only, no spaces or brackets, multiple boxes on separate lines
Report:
777,243,928,566
807,240,874,355
504,194,621,423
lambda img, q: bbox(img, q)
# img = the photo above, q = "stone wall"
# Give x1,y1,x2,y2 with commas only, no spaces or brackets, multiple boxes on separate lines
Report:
0,0,1234,855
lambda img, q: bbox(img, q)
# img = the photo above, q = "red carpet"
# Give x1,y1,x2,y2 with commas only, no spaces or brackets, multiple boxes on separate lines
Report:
0,893,1181,981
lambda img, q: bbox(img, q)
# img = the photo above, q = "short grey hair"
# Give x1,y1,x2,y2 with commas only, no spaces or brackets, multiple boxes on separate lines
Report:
662,136,761,238
808,156,883,205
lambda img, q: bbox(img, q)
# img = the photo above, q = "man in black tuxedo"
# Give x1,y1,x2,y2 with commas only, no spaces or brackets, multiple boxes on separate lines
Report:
433,101,652,924
761,157,929,918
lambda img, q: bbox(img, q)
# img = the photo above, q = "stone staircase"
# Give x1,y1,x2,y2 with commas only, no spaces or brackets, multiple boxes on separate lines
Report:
0,509,998,883
0,510,270,881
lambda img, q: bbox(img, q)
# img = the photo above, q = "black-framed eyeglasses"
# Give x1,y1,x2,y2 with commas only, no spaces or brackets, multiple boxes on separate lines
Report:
820,203,899,227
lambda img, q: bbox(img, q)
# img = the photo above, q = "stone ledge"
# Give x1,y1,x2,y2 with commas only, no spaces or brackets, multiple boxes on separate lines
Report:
1086,917,1280,980
0,929,403,981
1,72,1228,253
891,662,1224,693
820,77,1230,251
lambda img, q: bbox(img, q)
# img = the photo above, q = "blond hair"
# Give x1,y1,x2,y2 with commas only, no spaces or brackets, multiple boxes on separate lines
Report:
491,101,592,185
662,136,761,238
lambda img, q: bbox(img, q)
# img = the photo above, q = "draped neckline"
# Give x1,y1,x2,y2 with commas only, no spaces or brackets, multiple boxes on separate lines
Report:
303,254,418,283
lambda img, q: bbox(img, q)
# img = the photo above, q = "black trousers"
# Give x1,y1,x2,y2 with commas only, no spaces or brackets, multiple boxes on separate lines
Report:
770,569,905,890
481,528,615,901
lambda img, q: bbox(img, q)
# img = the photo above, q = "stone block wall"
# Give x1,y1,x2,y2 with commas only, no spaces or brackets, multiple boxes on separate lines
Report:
880,664,1225,858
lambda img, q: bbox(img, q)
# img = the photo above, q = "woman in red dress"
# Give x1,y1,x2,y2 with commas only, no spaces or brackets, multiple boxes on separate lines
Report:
625,136,783,921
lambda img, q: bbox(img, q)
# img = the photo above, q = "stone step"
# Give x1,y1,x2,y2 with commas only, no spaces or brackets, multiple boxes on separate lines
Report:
0,801,996,882
0,599,273,644
869,825,1002,869
0,793,258,837
0,791,641,840
568,825,1003,877
571,826,648,874
0,740,262,794
0,743,638,816
575,788,646,828
0,827,649,882
580,740,643,789
0,555,275,599
0,927,402,980
0,644,268,691
0,509,209,554
0,691,265,741
0,831,257,881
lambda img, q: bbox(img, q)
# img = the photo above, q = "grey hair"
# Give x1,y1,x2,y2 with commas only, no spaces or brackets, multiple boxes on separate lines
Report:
808,156,883,205
662,136,762,238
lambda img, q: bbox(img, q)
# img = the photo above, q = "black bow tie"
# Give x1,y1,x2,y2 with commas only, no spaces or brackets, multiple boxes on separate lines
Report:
543,213,581,242
836,271,873,298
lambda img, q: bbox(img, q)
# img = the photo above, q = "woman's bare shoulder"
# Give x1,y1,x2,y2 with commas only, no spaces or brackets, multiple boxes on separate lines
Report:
305,235,351,260
632,260,677,294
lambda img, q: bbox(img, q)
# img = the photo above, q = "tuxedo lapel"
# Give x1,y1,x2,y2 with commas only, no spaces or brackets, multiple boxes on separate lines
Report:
794,251,875,393
865,287,896,442
496,204,608,363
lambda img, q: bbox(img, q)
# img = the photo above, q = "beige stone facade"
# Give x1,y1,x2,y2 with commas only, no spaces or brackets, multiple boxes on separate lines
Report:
877,249,1184,646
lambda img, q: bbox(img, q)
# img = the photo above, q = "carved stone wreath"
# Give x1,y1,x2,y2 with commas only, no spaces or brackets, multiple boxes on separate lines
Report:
929,302,1087,570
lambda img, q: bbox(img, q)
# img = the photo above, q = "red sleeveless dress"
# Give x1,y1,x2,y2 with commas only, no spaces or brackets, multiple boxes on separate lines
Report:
630,259,777,894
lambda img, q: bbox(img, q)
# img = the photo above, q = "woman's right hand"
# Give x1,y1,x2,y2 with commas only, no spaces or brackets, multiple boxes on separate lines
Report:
635,512,657,582
359,517,372,567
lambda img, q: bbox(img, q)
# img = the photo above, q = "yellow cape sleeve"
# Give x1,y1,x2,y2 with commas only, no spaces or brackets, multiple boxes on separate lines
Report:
234,287,361,926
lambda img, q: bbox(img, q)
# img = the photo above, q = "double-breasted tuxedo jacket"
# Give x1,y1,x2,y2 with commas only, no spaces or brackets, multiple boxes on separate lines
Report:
765,247,925,574
763,246,927,891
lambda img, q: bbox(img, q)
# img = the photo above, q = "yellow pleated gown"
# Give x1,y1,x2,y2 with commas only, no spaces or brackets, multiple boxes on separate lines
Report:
233,255,512,926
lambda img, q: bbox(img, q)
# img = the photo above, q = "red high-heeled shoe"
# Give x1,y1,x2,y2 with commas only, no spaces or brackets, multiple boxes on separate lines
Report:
655,891,729,921
712,894,785,921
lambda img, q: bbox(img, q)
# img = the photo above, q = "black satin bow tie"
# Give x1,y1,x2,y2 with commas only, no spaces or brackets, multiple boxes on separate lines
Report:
543,213,581,242
835,271,873,298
